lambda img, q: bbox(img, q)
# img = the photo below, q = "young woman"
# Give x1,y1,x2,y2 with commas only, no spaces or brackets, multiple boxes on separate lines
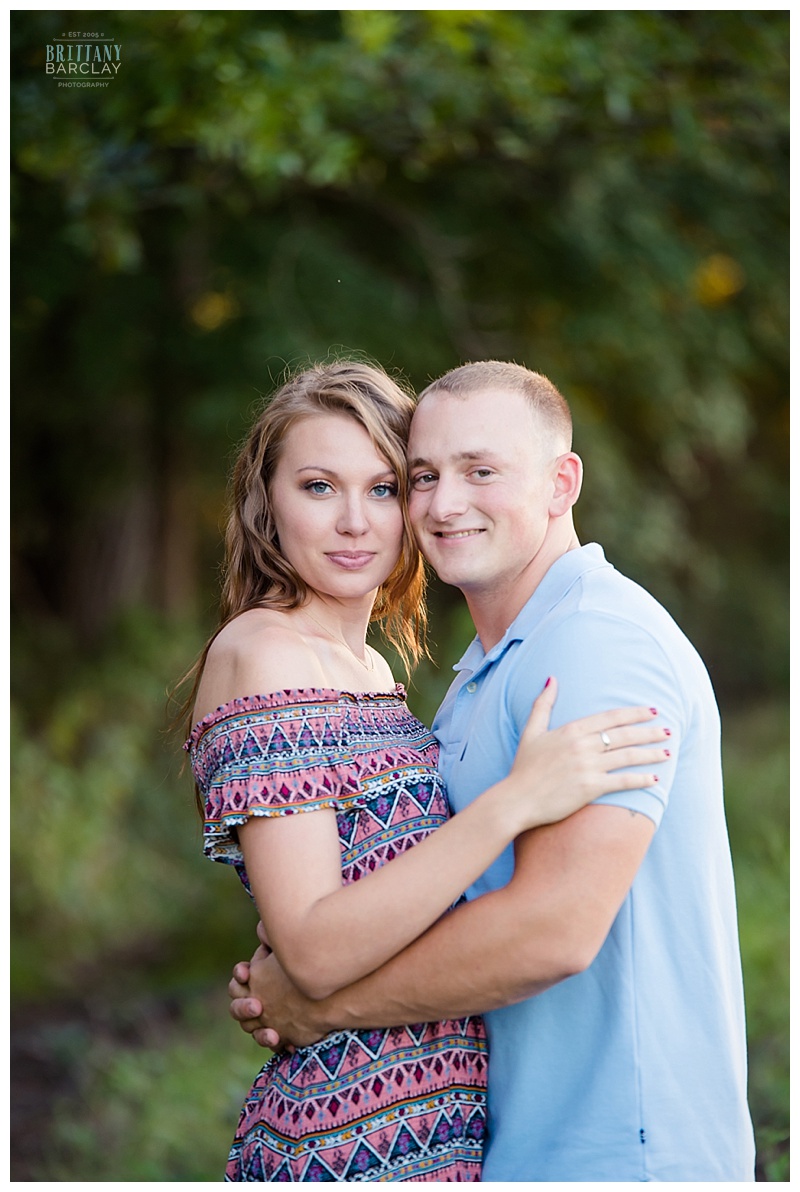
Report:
184,361,666,1182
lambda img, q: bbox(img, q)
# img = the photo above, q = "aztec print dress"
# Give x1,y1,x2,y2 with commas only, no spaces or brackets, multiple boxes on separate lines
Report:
188,685,487,1182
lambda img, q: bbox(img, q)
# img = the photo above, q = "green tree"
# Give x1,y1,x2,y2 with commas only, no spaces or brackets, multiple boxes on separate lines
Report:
12,9,788,697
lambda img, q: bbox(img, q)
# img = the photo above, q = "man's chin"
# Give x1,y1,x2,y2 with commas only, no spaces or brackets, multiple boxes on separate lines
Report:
426,562,483,590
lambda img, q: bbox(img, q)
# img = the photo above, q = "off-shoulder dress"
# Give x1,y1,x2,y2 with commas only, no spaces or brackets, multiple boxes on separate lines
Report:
187,685,487,1182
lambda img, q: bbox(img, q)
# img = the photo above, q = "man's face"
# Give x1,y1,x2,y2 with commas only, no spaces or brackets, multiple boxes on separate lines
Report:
407,387,557,597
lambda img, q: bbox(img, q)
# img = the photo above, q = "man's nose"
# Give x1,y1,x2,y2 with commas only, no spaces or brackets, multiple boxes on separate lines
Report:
426,475,466,521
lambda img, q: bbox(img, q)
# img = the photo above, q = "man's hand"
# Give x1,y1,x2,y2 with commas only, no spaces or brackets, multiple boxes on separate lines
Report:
228,948,283,1049
228,935,328,1050
227,920,282,1048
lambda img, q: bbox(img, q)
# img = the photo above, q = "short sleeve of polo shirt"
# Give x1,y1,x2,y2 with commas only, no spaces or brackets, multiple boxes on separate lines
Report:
507,609,684,829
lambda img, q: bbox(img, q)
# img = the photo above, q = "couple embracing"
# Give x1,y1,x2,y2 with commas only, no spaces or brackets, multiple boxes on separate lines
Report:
184,359,754,1182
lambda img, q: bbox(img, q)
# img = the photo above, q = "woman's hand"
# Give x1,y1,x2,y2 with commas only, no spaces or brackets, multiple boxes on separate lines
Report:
505,678,670,831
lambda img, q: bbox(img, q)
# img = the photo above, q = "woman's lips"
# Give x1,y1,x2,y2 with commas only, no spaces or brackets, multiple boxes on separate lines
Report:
326,551,377,569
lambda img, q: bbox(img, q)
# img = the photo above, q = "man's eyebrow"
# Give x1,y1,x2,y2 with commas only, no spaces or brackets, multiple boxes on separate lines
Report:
408,450,503,469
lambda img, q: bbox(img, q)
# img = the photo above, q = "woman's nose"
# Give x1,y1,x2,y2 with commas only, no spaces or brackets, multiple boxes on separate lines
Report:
337,495,370,535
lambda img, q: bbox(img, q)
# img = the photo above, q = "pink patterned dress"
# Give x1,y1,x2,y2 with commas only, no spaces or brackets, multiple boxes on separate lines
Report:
187,685,487,1182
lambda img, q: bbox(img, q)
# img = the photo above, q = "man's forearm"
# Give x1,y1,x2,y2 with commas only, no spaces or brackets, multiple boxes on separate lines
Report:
245,808,652,1043
305,806,654,1035
308,880,569,1033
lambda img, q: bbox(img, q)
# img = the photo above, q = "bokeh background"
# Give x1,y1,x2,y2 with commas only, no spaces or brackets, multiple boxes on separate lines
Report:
11,9,788,1181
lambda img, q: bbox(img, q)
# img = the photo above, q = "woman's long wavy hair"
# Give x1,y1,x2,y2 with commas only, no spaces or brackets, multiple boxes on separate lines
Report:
176,361,428,746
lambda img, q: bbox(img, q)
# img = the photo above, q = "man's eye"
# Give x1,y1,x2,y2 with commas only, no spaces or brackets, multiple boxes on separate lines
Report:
411,473,436,488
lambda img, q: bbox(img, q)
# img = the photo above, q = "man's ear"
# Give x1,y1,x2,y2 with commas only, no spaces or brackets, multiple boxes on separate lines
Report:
549,452,583,516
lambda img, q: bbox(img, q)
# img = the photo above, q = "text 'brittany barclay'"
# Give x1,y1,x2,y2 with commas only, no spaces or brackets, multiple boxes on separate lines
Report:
45,44,122,75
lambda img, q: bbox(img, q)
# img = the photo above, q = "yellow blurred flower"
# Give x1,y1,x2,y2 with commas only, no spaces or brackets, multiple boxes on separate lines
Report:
692,254,746,306
190,291,239,331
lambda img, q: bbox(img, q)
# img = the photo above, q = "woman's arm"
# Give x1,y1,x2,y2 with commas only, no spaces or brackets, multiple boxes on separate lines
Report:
239,678,668,1000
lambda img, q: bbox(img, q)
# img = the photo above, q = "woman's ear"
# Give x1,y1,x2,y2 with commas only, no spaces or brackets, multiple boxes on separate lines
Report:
549,452,583,516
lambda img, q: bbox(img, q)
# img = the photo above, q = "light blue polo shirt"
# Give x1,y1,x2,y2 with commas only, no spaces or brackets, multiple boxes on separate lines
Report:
434,544,754,1181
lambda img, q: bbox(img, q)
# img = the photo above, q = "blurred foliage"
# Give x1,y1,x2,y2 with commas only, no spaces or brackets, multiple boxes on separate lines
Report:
11,8,788,698
723,703,790,1182
11,8,788,1181
11,612,259,997
36,989,259,1181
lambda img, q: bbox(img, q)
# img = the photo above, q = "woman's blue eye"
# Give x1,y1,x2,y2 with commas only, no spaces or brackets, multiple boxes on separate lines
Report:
304,480,332,494
372,483,399,498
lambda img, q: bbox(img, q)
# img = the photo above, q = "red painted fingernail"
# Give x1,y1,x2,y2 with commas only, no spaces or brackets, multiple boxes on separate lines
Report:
664,749,670,757
545,676,552,688
663,728,671,737
650,708,658,715
653,775,659,782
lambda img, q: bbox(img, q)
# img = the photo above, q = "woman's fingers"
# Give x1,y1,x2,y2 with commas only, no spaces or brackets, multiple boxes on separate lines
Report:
599,744,670,771
563,714,670,752
599,769,662,792
596,723,672,751
520,676,558,740
508,693,671,823
580,706,661,733
549,707,670,753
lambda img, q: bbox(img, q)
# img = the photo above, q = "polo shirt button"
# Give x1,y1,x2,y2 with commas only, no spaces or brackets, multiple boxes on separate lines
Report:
466,681,478,693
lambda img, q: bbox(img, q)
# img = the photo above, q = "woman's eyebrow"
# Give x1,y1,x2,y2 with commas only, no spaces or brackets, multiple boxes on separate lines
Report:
294,465,397,478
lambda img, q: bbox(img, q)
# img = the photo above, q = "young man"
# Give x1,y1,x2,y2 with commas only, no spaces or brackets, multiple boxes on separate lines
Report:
229,362,754,1180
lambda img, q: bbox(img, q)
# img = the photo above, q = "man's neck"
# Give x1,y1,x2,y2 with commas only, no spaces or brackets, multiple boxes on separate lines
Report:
466,533,581,653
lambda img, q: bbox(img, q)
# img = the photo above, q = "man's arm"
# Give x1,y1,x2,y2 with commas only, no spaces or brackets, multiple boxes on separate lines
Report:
233,803,654,1044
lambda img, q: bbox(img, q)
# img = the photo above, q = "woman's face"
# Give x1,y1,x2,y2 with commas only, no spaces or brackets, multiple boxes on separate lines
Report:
270,412,405,605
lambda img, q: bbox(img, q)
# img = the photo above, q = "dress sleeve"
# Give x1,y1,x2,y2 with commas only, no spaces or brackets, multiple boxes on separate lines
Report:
189,699,363,867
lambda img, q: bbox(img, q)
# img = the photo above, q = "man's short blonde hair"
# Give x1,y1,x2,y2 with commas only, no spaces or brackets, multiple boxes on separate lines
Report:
418,360,573,452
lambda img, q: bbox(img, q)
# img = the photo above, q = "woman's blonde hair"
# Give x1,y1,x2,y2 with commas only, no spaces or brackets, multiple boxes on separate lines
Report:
222,360,426,652
177,360,427,741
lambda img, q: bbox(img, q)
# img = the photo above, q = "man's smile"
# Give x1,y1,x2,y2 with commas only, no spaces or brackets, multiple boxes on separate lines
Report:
433,529,485,539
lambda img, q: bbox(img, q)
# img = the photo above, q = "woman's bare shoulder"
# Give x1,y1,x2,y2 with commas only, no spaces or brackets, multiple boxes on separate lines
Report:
194,610,324,721
211,607,304,648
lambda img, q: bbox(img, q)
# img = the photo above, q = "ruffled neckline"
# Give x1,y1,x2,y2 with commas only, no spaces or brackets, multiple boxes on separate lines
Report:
186,684,407,749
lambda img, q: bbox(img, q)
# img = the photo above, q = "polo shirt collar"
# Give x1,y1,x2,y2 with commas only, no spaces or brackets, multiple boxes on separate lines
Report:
453,543,609,675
